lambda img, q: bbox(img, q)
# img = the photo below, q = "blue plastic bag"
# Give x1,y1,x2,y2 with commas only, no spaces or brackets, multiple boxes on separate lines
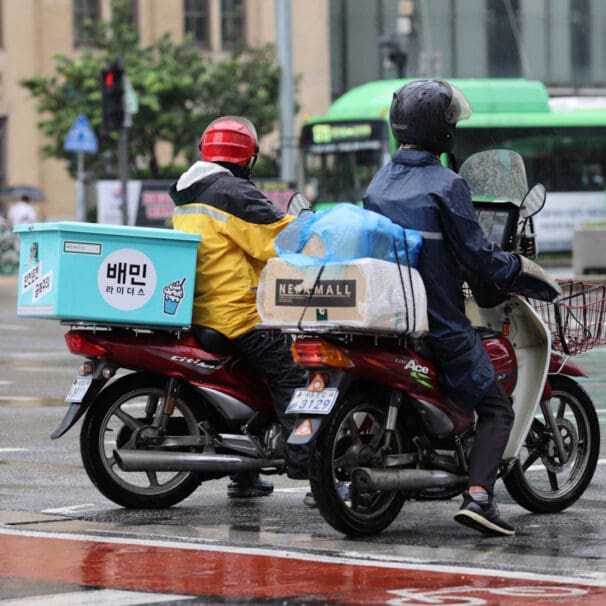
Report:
275,203,422,267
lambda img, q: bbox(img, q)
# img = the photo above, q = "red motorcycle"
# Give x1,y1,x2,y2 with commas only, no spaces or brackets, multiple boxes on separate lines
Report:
54,324,292,508
278,150,603,536
52,199,317,508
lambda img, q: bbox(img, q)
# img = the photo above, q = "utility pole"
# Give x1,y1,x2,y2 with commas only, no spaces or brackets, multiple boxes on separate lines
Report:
101,63,128,225
118,127,129,225
276,0,296,183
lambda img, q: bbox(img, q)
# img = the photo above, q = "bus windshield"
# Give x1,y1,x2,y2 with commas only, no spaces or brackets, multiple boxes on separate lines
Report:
302,147,386,205
299,120,390,207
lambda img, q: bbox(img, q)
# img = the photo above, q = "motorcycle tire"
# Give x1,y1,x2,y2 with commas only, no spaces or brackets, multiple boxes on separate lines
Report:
80,372,213,508
308,389,407,536
503,375,600,513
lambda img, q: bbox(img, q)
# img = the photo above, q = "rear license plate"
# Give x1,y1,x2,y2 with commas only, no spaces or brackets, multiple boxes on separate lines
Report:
286,387,339,415
65,376,93,403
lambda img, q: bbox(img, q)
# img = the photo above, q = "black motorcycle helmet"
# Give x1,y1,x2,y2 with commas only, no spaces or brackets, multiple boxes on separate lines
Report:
389,79,472,154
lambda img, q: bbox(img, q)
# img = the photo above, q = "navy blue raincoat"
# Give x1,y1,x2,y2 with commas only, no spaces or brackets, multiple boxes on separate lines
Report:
363,149,520,410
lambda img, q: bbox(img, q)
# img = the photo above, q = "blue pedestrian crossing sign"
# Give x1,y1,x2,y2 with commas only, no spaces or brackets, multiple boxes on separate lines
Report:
64,114,98,153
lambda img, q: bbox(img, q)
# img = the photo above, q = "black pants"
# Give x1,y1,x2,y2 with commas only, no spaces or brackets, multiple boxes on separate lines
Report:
468,380,515,494
231,329,309,479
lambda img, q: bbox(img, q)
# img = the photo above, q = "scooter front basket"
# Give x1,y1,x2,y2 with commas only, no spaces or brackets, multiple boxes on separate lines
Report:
528,280,606,355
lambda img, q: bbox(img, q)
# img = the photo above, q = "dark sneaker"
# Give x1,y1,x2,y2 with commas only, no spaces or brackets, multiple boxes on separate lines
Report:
303,492,317,508
454,491,515,536
227,473,274,498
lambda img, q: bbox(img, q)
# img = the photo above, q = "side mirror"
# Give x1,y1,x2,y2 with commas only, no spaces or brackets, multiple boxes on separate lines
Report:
286,192,312,216
519,183,546,219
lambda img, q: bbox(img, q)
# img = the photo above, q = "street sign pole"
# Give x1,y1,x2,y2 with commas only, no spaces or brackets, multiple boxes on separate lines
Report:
76,151,85,221
118,74,138,225
64,114,98,222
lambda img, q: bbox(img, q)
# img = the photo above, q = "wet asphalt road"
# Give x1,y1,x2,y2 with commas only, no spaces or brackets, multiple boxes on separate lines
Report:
1,272,606,603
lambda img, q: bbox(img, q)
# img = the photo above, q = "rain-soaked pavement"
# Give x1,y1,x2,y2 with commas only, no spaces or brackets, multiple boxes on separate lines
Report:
2,271,606,604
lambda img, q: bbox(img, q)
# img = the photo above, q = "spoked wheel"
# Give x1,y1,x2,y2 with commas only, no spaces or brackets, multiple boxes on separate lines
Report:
308,390,407,536
80,373,211,508
503,375,600,513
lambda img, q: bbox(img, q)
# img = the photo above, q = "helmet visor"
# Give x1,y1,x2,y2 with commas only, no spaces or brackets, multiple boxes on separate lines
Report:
443,84,472,125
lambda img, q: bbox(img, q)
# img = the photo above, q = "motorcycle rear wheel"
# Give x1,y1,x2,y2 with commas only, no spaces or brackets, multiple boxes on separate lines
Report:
308,389,407,536
503,375,600,513
80,372,211,508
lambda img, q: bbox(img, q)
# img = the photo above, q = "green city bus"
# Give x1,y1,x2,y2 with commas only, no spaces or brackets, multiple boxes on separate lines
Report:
299,78,606,251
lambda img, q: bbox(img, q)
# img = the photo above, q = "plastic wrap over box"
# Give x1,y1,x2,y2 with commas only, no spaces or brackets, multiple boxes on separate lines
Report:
257,257,428,335
15,221,200,328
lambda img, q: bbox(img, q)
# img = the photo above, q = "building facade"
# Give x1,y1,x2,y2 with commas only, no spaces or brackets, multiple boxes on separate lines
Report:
0,0,331,220
330,0,606,99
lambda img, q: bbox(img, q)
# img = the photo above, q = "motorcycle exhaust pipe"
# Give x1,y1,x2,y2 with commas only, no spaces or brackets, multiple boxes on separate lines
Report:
113,449,283,473
352,467,468,492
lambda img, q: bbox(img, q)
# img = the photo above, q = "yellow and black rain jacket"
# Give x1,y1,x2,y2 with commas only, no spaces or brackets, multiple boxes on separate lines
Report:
170,162,294,338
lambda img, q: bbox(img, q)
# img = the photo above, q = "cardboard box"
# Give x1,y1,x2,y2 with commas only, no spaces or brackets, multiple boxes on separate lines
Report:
15,221,200,328
257,257,428,335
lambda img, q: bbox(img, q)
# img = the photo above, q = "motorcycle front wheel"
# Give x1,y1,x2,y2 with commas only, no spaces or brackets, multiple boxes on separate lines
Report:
308,389,407,536
80,372,211,508
503,375,600,513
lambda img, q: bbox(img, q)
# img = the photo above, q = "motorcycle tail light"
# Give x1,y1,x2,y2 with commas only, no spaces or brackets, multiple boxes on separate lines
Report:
291,339,352,368
65,332,108,357
79,361,95,376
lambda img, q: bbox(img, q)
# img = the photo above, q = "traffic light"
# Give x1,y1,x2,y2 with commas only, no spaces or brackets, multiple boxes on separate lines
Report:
101,66,124,131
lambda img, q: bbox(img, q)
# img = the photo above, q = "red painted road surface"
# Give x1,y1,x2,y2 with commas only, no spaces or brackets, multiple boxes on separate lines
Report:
1,529,605,605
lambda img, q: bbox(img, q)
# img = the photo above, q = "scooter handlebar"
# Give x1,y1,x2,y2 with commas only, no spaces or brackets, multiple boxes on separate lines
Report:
509,254,563,302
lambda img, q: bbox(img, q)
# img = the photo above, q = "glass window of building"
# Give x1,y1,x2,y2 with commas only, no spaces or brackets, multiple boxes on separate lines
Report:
486,0,521,77
128,0,139,29
571,0,590,82
184,0,210,48
221,0,245,49
73,0,100,47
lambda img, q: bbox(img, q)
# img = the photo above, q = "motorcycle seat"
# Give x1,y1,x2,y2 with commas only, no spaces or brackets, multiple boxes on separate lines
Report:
192,325,237,355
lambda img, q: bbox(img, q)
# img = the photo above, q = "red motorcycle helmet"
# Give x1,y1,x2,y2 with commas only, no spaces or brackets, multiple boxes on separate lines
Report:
199,116,259,166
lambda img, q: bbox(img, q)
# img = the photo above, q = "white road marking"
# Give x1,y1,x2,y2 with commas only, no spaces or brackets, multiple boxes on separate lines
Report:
527,458,606,472
0,396,59,402
41,504,100,515
0,324,28,332
7,352,69,360
0,589,193,605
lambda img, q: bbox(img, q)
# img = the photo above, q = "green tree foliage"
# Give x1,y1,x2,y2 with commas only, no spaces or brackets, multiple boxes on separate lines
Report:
20,0,281,179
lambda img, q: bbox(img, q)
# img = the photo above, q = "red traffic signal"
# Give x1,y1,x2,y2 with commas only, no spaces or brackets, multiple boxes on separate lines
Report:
104,71,116,87
101,66,124,131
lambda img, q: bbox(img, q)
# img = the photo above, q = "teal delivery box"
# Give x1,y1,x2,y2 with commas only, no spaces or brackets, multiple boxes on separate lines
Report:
15,222,200,328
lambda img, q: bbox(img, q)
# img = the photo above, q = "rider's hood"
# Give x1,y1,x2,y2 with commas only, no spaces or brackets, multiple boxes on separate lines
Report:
169,161,231,206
